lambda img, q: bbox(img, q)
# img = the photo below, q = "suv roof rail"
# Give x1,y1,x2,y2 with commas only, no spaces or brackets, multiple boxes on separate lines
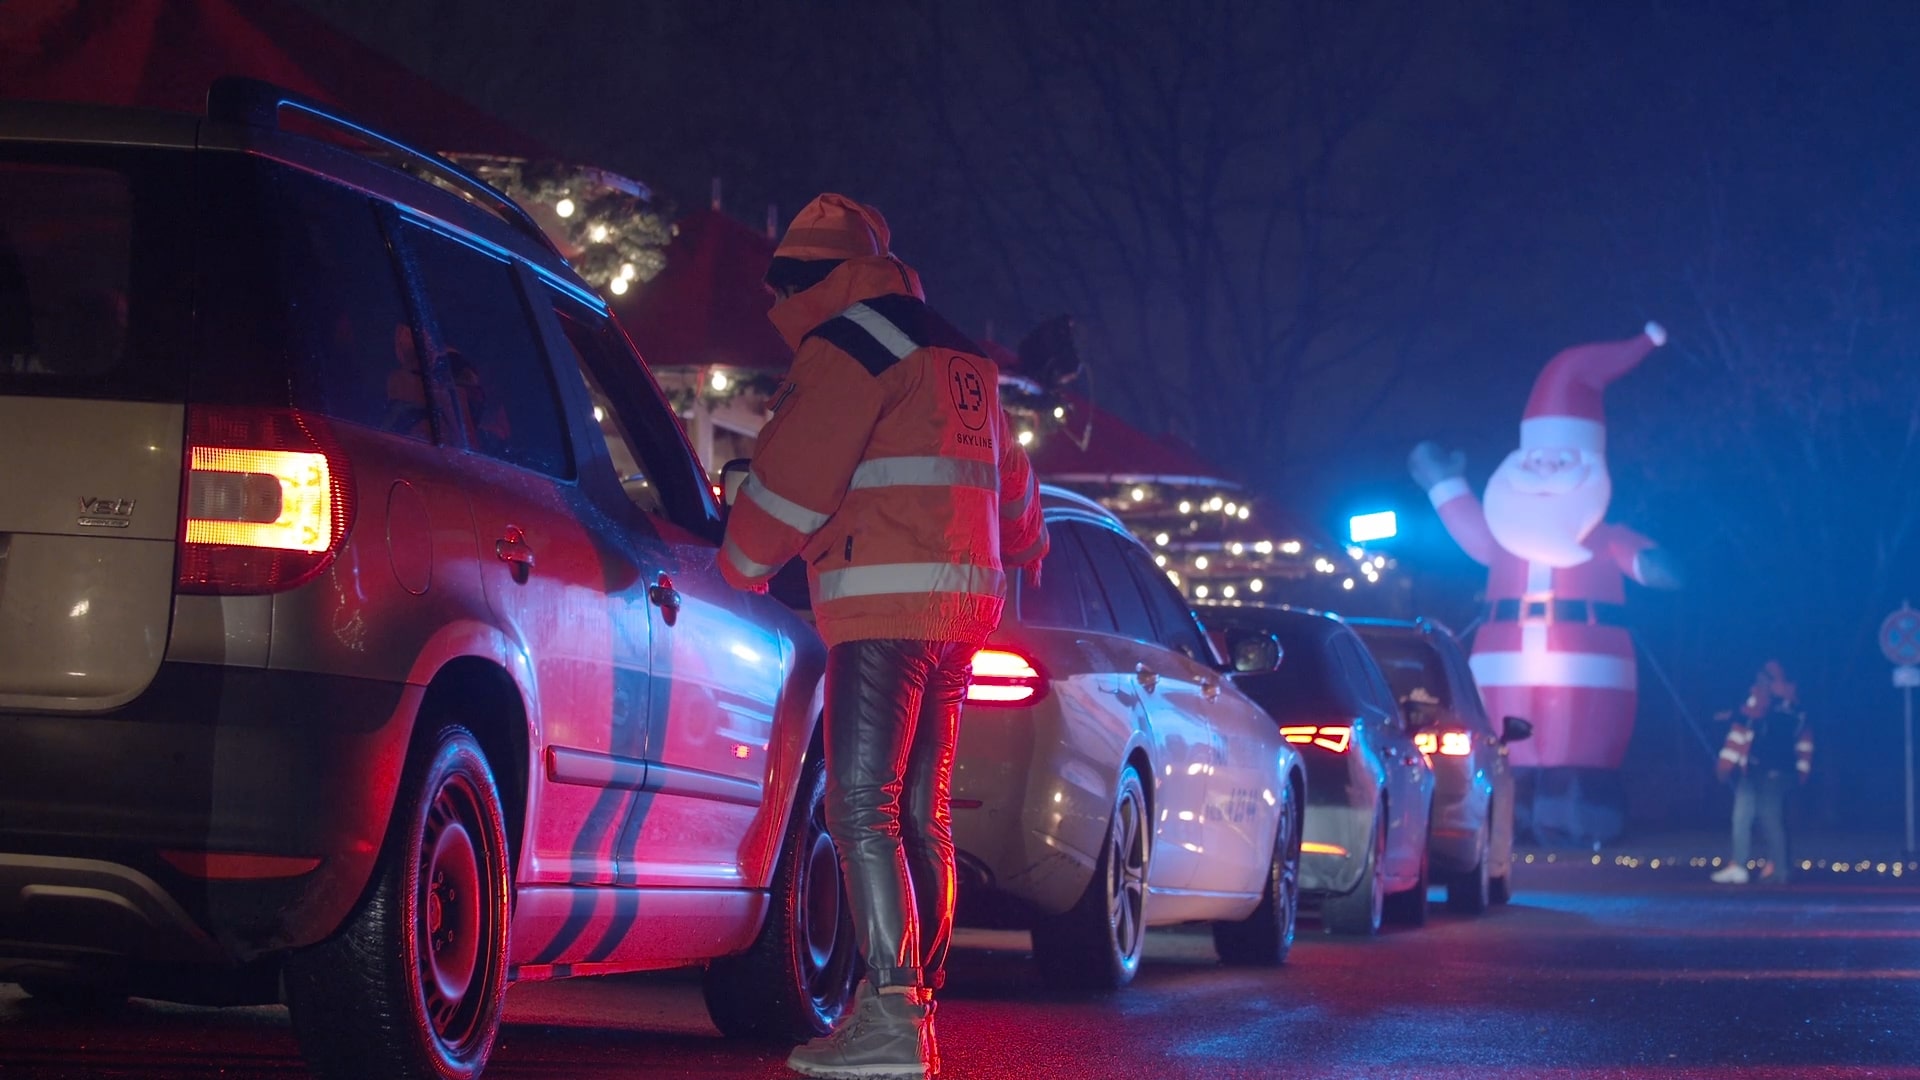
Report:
1037,483,1118,521
205,76,558,256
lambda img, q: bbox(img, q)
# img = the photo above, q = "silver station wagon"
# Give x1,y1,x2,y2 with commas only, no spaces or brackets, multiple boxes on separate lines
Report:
950,488,1305,989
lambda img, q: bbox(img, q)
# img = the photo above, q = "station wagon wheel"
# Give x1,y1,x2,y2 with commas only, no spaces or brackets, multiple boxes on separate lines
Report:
1322,808,1386,936
705,745,860,1040
1033,764,1150,990
1213,775,1300,966
285,724,511,1080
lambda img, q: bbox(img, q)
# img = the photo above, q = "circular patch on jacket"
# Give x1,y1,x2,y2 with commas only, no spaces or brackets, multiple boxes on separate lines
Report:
948,354,988,431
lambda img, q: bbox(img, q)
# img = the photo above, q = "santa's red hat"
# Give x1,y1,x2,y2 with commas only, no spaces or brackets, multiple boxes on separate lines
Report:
1521,321,1666,453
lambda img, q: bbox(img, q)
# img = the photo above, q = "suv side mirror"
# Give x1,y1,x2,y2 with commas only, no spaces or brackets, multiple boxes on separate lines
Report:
720,458,752,509
1501,715,1533,744
1226,629,1283,673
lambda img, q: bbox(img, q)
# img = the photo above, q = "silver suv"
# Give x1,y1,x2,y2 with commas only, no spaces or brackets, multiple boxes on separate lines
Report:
0,79,853,1079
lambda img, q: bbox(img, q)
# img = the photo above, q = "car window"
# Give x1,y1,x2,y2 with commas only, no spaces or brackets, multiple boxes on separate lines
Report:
1018,522,1108,632
272,167,430,440
403,222,572,477
1077,525,1156,643
1123,541,1214,662
545,296,662,514
0,148,194,402
1337,633,1402,722
1360,631,1453,716
1228,621,1340,716
545,285,717,527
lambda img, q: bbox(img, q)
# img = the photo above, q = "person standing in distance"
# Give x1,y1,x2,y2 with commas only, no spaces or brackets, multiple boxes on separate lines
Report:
719,193,1049,1079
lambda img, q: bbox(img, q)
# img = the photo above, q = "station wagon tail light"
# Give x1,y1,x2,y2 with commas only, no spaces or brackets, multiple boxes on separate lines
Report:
967,648,1048,706
1415,730,1473,757
1282,724,1351,753
177,407,353,594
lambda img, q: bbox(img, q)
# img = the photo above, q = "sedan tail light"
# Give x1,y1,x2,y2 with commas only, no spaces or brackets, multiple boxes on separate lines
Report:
176,407,353,594
1414,729,1473,757
1281,724,1352,753
967,648,1048,706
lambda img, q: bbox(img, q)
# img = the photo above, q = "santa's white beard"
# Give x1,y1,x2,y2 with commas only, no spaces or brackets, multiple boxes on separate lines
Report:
1483,455,1612,567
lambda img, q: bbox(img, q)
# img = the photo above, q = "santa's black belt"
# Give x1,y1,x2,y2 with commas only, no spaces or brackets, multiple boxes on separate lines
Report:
1489,599,1628,626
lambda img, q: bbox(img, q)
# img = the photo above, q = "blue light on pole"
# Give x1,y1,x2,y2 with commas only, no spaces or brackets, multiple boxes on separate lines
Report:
1349,511,1398,544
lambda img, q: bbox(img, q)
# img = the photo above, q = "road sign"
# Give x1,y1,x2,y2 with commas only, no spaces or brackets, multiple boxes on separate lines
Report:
1896,666,1920,689
1882,603,1920,666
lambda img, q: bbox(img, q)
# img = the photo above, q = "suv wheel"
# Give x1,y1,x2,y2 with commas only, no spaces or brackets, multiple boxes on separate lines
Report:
1386,835,1431,927
1213,779,1299,966
285,725,510,1080
704,745,860,1040
1447,824,1493,915
1033,764,1149,990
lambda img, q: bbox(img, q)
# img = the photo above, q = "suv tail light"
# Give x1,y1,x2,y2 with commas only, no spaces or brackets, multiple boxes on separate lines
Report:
1414,729,1473,757
967,648,1048,706
1282,724,1352,753
176,407,353,594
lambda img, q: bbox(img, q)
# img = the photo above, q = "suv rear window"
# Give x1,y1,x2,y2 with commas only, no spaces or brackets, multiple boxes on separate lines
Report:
1359,631,1453,711
0,148,193,401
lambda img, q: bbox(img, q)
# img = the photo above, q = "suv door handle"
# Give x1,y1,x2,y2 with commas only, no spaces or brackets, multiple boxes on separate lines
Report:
1134,662,1158,693
494,526,534,579
648,572,682,624
1201,677,1221,702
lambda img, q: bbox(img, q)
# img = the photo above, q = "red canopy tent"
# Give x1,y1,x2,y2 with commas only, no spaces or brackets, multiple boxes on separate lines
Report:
1031,395,1239,489
0,0,551,159
615,207,789,372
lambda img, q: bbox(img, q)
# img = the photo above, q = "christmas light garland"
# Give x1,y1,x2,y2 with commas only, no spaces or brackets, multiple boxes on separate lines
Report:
454,155,674,292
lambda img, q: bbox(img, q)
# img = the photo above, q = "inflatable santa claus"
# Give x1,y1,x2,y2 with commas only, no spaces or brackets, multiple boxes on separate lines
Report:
1410,322,1679,844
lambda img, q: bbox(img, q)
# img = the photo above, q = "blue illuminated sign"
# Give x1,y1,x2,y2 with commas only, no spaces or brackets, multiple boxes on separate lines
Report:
1349,511,1398,544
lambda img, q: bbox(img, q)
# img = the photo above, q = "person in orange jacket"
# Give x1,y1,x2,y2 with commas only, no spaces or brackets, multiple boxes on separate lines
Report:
1710,659,1813,885
720,192,1048,1079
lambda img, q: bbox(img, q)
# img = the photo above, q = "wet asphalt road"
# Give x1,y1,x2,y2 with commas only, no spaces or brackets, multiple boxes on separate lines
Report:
3,861,1919,1079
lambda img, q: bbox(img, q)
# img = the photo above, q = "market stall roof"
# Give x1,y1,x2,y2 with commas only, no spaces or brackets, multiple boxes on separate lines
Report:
1031,395,1240,489
0,0,553,159
615,206,789,372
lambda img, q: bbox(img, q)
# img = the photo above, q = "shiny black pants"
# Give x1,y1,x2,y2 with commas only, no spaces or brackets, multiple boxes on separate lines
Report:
823,638,972,991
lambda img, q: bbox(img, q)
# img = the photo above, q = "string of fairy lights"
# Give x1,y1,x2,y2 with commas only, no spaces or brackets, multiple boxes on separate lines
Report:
1059,480,1384,604
1516,851,1920,878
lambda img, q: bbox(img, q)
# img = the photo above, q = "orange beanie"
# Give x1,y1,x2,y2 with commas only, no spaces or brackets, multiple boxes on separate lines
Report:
773,193,892,261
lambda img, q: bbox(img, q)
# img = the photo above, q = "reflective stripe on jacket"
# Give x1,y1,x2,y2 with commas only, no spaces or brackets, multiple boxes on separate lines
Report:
1719,699,1814,777
720,257,1048,646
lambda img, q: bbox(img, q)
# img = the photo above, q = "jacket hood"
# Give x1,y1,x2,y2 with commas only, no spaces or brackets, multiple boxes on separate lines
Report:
768,255,926,350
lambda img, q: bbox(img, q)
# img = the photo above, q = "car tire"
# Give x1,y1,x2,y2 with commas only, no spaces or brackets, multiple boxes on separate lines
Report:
1212,779,1300,966
284,724,510,1080
1447,826,1493,915
1321,810,1386,936
703,745,860,1041
1032,764,1150,991
1386,837,1430,927
1490,872,1513,905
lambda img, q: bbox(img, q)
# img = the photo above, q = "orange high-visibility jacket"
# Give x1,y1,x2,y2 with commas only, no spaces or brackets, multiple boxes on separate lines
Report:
720,257,1049,646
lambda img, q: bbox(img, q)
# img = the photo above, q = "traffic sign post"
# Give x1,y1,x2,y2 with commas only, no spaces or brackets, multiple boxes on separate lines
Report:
1881,603,1920,852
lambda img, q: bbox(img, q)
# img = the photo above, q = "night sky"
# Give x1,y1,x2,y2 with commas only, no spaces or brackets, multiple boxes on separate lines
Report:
276,0,1920,828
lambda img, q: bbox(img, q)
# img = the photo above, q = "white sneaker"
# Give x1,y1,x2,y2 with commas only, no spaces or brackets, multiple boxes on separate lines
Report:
1710,864,1750,885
